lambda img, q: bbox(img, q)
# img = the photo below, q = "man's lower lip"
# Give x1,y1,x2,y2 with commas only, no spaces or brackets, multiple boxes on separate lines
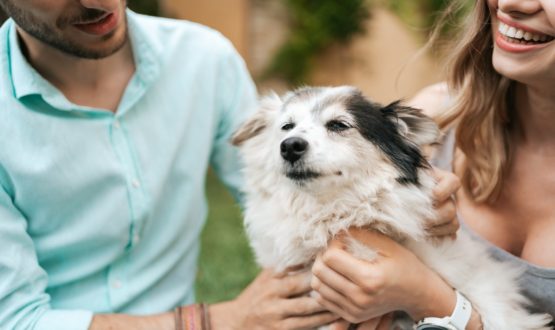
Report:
74,12,119,36
495,32,551,53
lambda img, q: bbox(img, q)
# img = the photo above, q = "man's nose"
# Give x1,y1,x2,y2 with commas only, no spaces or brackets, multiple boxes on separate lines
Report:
280,137,309,164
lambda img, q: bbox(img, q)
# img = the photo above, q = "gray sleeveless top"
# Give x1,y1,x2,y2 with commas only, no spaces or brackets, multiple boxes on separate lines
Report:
432,131,555,318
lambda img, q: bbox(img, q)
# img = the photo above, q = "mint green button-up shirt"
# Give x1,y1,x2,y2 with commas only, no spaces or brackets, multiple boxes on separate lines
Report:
0,11,256,330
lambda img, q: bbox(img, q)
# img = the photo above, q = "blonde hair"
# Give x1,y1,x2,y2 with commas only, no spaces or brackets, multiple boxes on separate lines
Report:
433,0,514,203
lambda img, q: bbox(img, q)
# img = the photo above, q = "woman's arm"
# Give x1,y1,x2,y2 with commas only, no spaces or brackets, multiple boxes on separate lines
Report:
311,229,483,329
312,169,480,329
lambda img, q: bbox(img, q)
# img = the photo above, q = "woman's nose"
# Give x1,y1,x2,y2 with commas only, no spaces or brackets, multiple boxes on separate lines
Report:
497,0,542,17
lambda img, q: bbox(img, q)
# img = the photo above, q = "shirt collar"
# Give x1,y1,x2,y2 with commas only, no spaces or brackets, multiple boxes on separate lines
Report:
126,11,161,88
8,10,161,112
8,20,48,100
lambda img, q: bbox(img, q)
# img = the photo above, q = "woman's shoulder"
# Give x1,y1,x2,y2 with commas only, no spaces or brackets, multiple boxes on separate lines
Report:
407,83,456,170
406,82,451,119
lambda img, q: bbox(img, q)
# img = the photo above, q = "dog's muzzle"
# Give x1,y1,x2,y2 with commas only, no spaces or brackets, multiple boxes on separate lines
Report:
280,137,308,164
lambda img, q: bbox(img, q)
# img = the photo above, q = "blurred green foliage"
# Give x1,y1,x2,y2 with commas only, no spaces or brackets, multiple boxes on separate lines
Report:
128,0,160,16
196,172,259,303
265,0,472,85
265,0,370,85
389,0,450,33
387,0,472,36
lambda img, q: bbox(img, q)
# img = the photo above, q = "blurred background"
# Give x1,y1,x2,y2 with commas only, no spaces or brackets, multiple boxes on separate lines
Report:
0,0,468,303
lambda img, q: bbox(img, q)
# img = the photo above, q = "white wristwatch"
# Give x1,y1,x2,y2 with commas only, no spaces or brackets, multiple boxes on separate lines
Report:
415,291,472,330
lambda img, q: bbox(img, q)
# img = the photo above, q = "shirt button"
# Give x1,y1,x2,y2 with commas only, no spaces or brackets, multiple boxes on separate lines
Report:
131,179,140,188
112,279,122,289
113,120,121,129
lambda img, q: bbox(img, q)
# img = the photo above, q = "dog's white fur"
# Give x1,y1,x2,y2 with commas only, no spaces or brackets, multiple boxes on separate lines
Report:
232,86,551,330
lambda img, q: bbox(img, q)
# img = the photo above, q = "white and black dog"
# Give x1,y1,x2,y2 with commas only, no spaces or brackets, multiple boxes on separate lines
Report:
231,86,551,329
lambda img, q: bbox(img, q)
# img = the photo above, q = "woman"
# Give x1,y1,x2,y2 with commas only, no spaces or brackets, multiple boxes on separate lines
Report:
311,0,555,328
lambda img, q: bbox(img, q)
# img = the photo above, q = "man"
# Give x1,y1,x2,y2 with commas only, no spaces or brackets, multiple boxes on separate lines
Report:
0,0,337,329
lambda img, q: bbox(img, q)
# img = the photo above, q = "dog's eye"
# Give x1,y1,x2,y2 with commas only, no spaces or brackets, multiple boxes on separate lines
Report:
326,120,350,132
281,123,295,131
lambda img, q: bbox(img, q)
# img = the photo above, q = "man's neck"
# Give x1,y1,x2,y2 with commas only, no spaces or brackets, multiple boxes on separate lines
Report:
17,27,135,112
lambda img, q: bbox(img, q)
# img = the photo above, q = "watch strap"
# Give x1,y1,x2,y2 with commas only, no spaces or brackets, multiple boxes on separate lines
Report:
415,318,456,330
450,291,472,330
416,291,472,330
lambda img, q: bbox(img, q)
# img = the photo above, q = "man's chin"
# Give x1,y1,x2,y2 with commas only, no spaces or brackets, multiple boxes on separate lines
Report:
65,27,128,59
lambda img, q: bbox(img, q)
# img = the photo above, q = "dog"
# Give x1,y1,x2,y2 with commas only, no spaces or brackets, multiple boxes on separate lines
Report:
231,86,551,329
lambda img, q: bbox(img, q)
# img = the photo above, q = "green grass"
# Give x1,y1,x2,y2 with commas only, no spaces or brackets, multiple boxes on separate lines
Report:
195,171,259,303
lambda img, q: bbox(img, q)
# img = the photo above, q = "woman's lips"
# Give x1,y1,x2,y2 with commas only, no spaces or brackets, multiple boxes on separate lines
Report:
495,32,551,53
73,11,119,36
496,15,550,37
495,30,553,54
494,16,553,54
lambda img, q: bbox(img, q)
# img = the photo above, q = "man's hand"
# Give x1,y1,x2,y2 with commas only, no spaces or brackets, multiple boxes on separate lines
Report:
425,168,461,239
89,268,337,330
329,313,393,330
210,269,339,330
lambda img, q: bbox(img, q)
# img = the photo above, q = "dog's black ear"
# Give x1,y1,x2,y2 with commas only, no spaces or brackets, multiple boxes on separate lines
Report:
383,101,439,146
231,93,282,146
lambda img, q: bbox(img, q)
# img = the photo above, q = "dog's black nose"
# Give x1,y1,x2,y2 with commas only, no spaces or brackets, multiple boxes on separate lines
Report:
280,137,308,163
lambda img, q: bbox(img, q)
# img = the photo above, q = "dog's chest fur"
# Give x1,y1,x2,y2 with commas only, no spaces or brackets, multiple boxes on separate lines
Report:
243,170,435,272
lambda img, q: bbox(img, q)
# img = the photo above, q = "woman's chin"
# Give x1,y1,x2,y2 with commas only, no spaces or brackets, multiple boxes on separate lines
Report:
492,54,552,85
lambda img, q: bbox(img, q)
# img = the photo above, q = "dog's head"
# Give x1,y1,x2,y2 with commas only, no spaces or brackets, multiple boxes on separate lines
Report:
232,86,439,190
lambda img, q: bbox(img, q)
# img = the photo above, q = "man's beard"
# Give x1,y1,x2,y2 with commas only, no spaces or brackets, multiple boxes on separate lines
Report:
0,0,128,60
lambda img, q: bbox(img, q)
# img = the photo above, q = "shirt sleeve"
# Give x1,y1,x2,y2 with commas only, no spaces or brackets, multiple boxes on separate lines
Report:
0,184,93,330
209,39,258,205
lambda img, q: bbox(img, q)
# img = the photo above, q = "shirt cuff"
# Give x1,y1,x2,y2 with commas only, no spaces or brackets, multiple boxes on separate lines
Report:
35,309,93,330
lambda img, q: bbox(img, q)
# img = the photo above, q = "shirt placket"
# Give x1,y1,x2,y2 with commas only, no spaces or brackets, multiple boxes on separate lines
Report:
106,114,149,307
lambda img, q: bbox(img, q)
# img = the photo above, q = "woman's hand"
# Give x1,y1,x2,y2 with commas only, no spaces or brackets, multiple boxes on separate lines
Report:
311,229,457,324
426,168,461,239
210,268,339,330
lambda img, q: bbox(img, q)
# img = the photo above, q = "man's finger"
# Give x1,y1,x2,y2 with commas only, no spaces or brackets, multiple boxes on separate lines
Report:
281,312,339,330
277,271,313,297
283,296,328,316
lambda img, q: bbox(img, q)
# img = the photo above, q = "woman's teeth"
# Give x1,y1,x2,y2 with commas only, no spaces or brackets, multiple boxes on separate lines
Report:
498,22,554,44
